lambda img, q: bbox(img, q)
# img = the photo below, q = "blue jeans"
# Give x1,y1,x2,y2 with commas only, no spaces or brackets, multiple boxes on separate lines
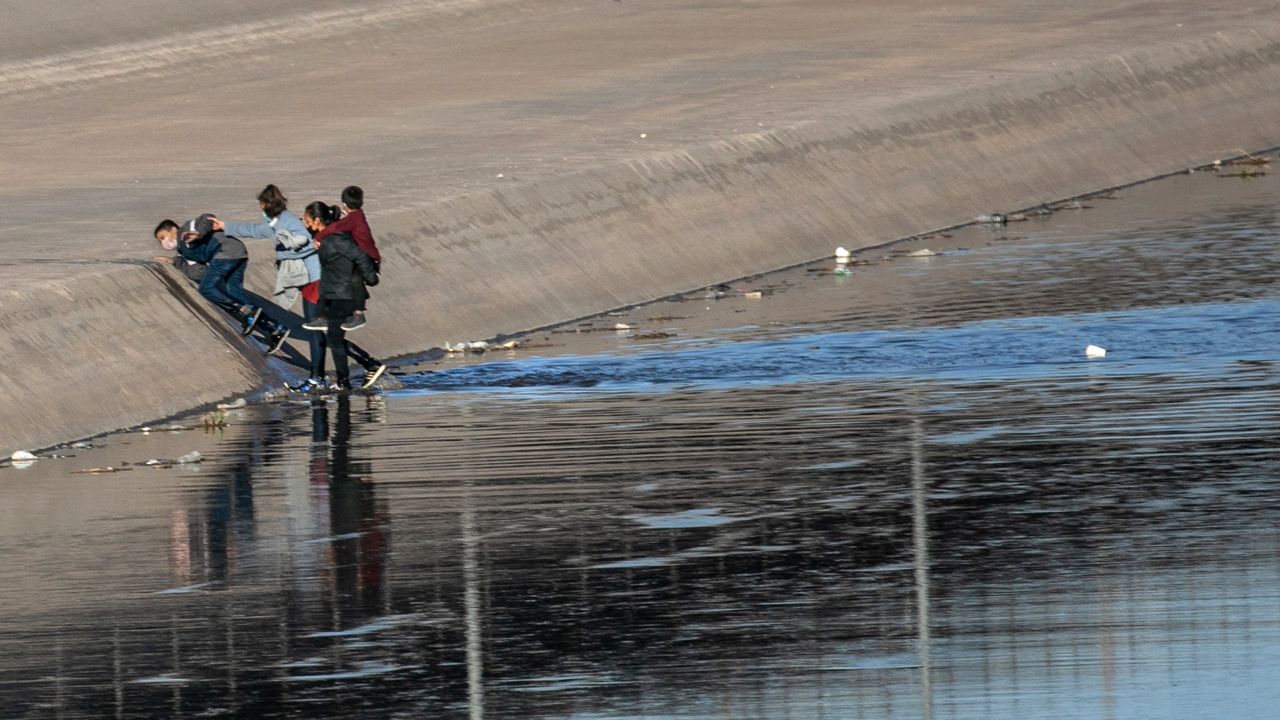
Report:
199,258,253,317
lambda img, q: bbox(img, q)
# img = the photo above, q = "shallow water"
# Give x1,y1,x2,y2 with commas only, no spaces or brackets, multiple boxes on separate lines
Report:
2,170,1279,718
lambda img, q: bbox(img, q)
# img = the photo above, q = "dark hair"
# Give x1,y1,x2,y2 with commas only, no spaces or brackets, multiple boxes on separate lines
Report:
340,185,364,210
153,219,178,237
304,201,341,227
257,184,288,218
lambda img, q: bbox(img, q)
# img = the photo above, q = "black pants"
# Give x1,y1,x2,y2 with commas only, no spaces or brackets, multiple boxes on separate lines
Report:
316,298,381,383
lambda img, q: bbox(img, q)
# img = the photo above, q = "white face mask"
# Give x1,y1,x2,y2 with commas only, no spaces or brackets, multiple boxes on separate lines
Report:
160,236,178,251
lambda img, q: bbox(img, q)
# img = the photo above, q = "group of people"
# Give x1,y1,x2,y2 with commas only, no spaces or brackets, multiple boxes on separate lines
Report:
153,184,388,392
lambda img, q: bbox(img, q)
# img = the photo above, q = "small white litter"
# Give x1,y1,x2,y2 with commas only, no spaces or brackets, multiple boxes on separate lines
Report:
1085,344,1107,358
217,398,247,410
834,246,852,259
176,451,203,464
445,341,490,353
908,248,936,257
614,323,633,330
10,450,36,462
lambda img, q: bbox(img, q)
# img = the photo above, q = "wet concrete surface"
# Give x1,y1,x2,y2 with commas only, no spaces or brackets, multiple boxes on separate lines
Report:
2,168,1279,718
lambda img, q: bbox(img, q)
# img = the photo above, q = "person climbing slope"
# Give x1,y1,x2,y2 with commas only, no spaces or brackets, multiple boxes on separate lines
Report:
153,215,290,352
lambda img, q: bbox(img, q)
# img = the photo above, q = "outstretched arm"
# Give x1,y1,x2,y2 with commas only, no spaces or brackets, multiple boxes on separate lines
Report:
219,220,276,240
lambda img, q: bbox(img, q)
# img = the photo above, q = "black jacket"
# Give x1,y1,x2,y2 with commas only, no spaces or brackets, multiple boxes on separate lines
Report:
317,230,378,300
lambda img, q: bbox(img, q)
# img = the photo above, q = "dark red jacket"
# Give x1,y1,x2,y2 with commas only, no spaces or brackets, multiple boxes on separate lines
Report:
328,209,380,264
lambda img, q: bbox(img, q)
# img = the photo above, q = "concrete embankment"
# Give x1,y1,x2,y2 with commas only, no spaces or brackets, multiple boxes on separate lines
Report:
3,1,1280,454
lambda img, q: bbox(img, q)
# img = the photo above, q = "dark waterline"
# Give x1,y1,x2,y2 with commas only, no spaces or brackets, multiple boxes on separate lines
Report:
2,172,1279,718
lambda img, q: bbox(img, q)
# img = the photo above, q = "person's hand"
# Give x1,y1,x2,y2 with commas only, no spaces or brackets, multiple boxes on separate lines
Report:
152,256,174,265
210,217,225,231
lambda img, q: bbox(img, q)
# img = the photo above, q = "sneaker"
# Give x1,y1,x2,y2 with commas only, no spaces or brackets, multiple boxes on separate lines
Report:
331,379,351,393
361,363,388,389
340,314,367,332
289,376,326,393
241,307,263,336
268,327,291,353
302,316,329,331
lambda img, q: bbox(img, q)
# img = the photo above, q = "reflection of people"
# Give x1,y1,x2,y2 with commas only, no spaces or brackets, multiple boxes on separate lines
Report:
318,395,390,619
166,459,256,586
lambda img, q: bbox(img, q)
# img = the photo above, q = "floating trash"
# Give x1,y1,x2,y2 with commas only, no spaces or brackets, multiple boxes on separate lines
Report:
976,213,1007,224
10,450,36,462
216,398,247,410
907,249,937,257
834,246,851,259
744,291,763,299
614,323,633,331
72,466,130,475
445,341,490,354
1085,344,1107,358
176,451,203,464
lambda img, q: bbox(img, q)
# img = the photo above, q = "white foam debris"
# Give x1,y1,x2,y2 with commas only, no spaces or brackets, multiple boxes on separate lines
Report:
10,450,36,462
834,246,851,259
1085,344,1107,358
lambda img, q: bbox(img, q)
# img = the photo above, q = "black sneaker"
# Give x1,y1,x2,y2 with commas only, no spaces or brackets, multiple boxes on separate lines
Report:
268,327,291,353
302,316,329,331
241,307,263,336
340,314,367,332
361,363,388,389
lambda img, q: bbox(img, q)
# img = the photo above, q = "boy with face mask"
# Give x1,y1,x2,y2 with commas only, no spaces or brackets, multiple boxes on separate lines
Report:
153,215,290,352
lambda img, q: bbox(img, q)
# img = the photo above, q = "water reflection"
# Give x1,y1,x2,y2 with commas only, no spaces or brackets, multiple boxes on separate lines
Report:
2,177,1280,718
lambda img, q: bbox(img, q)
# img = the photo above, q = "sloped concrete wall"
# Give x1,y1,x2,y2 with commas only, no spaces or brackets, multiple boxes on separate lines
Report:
4,30,1280,455
359,33,1280,353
